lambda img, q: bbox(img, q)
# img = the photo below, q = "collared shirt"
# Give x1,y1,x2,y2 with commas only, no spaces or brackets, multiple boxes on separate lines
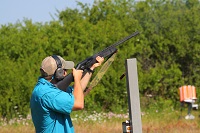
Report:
30,77,75,133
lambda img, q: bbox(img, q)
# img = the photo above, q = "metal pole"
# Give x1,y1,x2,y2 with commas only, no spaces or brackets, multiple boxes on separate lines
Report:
125,58,142,133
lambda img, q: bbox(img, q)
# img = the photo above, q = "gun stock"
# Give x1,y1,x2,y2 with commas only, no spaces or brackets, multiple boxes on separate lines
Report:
56,31,140,91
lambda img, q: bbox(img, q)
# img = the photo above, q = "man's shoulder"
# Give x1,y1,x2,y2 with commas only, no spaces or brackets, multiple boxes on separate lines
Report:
32,82,60,98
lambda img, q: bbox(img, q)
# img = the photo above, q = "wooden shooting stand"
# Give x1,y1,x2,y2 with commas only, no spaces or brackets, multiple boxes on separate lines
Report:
179,85,198,119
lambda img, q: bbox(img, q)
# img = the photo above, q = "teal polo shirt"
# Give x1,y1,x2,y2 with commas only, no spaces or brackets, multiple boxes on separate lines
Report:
30,77,75,133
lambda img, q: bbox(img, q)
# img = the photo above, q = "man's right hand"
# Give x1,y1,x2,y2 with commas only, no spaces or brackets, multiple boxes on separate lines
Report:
72,68,83,81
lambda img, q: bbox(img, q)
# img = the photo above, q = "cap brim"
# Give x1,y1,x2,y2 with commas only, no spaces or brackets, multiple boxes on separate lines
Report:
57,55,75,69
63,61,74,69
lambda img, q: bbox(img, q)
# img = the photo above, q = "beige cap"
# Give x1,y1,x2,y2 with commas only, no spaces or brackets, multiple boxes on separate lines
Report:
40,55,74,76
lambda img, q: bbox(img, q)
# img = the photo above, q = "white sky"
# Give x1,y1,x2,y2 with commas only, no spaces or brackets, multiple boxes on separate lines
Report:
0,0,93,25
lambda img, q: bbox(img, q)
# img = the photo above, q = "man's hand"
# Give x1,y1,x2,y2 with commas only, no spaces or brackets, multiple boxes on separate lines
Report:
90,56,104,70
72,68,83,81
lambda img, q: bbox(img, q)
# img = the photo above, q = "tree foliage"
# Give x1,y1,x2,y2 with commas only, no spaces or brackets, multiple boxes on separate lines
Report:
1,0,200,120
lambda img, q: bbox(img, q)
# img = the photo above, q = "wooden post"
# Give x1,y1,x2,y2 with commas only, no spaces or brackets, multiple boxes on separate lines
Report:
125,58,142,133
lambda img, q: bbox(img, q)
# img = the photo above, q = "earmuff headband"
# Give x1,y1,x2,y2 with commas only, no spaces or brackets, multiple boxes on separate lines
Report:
52,55,62,68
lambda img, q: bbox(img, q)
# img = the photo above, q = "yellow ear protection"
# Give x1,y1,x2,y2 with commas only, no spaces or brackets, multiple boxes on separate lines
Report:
51,55,65,81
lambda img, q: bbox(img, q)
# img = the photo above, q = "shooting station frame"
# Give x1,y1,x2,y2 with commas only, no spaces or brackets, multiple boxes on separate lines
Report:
123,58,142,133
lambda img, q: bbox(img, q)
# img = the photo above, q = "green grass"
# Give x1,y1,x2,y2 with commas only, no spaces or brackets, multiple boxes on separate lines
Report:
1,108,200,133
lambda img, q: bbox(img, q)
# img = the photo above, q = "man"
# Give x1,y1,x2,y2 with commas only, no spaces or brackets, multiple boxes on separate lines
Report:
30,55,104,133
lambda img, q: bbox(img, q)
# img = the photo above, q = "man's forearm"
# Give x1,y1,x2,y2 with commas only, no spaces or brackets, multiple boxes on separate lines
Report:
80,56,104,91
72,80,84,110
80,72,92,91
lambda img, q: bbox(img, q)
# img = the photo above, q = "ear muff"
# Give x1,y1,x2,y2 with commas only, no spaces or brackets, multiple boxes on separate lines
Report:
51,55,64,81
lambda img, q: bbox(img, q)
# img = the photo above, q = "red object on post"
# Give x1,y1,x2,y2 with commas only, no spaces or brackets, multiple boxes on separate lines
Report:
179,85,197,102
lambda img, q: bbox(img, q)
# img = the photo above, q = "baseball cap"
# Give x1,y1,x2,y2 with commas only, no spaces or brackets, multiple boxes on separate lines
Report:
40,55,74,77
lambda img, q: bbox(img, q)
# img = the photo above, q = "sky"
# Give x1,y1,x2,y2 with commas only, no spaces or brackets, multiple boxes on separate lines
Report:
0,0,93,25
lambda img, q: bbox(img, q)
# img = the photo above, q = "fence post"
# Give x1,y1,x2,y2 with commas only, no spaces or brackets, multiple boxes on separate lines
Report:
125,58,142,133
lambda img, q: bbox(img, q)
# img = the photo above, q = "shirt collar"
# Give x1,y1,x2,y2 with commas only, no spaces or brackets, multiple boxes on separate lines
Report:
38,77,55,87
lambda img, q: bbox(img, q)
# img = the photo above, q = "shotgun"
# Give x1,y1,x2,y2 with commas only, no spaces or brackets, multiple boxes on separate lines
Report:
56,31,140,90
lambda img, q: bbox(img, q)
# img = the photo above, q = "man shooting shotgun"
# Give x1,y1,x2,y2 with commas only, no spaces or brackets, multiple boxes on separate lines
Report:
30,54,104,133
56,31,140,91
30,31,139,133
